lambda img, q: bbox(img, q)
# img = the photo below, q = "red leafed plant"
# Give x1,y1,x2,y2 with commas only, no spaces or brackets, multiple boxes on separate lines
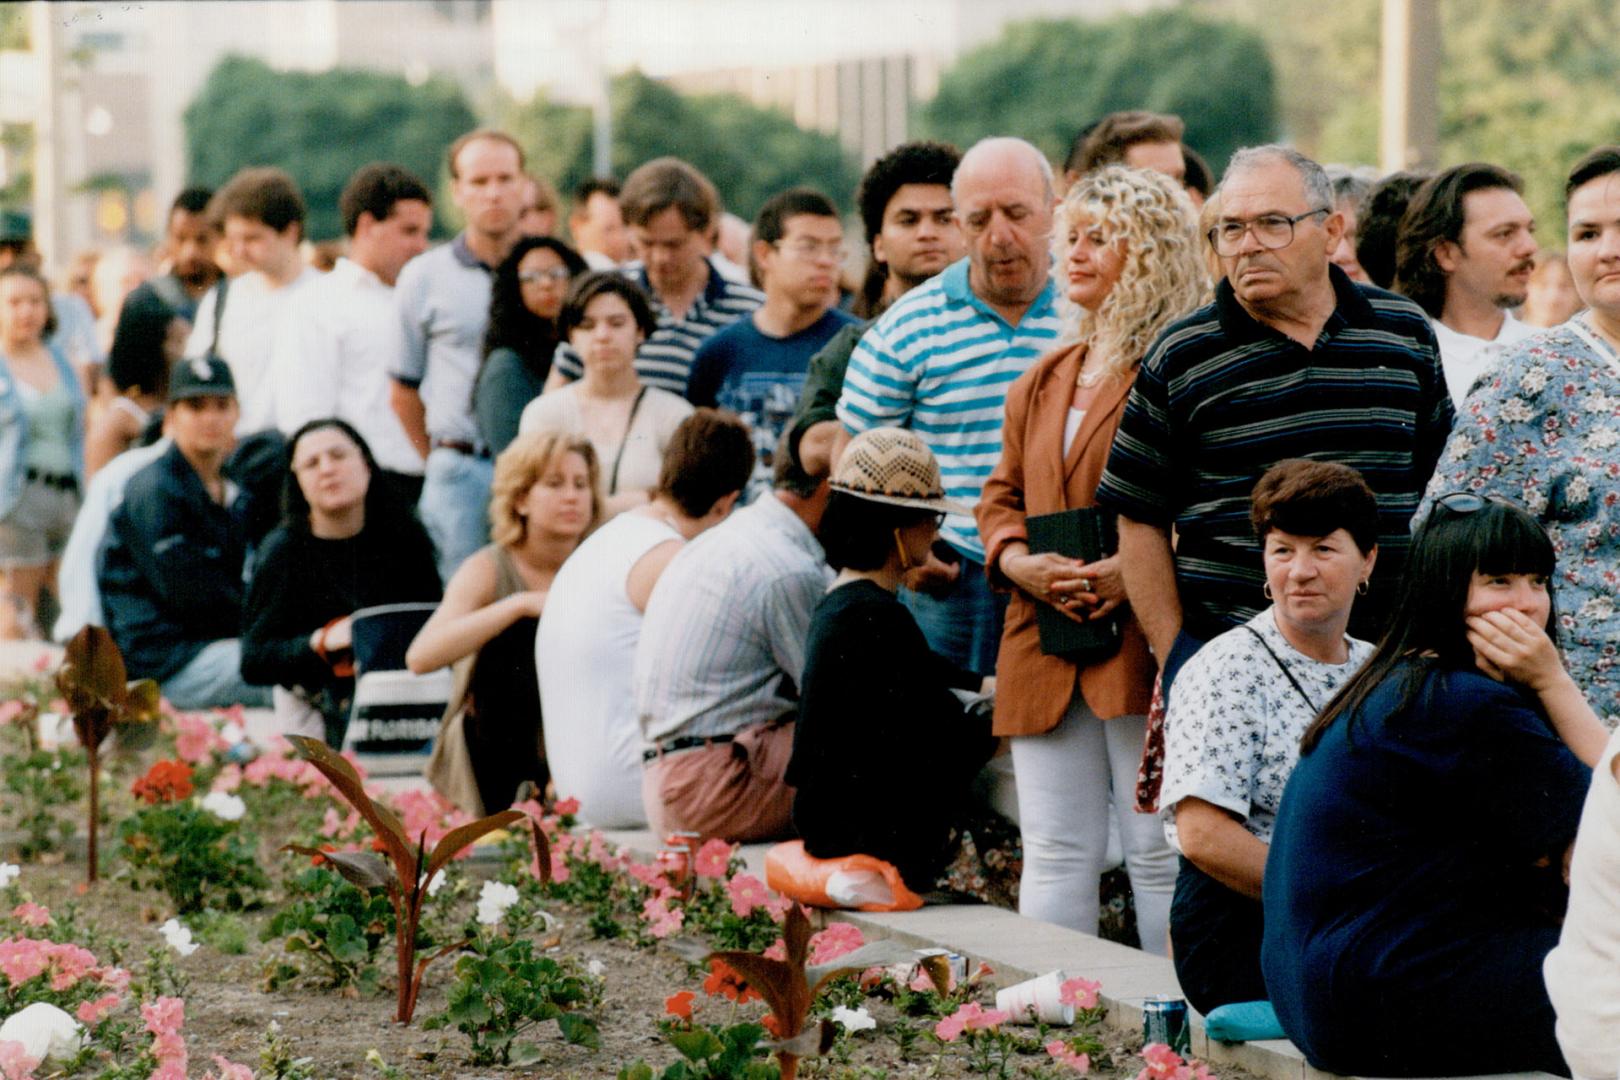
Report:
55,625,161,884
281,735,550,1024
131,759,194,804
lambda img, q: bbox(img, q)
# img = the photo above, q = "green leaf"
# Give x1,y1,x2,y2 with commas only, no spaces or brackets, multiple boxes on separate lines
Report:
557,1013,600,1049
509,1041,543,1066
669,1028,725,1062
616,1064,655,1080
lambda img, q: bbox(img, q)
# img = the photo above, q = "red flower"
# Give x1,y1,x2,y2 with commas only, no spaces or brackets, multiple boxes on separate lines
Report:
702,959,761,1004
664,989,696,1021
761,1013,785,1038
131,760,194,804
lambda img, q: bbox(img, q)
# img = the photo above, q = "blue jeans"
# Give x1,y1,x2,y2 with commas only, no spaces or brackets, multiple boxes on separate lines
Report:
900,555,1009,676
418,447,493,582
162,639,271,711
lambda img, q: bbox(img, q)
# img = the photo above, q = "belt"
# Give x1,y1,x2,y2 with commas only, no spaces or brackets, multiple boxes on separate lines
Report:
431,439,490,459
24,468,77,492
642,732,735,763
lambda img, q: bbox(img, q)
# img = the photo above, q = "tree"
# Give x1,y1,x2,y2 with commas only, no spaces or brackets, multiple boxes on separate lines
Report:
183,56,477,240
917,10,1278,176
500,71,859,222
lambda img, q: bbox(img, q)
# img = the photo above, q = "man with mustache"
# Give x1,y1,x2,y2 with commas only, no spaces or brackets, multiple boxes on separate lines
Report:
1394,163,1540,404
1097,145,1453,698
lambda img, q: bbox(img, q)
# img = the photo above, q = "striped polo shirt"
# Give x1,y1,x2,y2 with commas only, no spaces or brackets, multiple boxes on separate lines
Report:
551,257,763,396
836,258,1063,562
1095,267,1454,640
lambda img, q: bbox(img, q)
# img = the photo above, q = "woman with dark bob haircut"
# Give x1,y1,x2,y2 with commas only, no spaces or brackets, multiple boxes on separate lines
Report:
474,236,589,455
786,428,1020,906
1262,495,1605,1078
1159,458,1379,1012
242,418,441,745
518,271,692,520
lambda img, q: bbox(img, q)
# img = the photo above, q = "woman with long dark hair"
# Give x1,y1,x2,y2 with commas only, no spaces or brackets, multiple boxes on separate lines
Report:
1261,496,1605,1077
241,418,441,744
474,236,588,455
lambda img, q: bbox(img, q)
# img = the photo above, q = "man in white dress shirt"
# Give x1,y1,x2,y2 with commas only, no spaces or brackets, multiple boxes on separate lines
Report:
1394,162,1540,404
274,163,434,507
185,167,323,434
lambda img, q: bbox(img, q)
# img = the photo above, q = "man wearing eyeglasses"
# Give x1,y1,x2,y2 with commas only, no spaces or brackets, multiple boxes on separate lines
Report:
686,189,856,496
1096,144,1453,698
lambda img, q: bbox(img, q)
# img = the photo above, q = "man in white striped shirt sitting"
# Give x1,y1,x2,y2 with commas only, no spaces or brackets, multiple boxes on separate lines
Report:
835,137,1064,675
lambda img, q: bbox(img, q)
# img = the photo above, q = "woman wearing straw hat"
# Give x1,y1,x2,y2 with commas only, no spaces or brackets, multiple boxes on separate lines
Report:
786,427,1021,906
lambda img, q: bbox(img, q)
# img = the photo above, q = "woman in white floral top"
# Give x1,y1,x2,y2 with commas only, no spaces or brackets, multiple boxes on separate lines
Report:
1159,459,1378,1013
1422,145,1620,728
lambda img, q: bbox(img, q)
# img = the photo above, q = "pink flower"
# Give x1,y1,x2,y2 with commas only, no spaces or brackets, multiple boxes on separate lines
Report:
910,964,954,993
142,996,185,1039
763,938,787,961
30,652,51,674
1138,1043,1186,1080
553,796,580,816
45,943,98,990
625,860,665,888
10,902,49,928
808,922,865,964
548,851,571,884
933,1002,1009,1042
75,993,121,1025
210,764,243,793
693,838,734,879
0,939,50,986
98,966,132,992
174,715,221,763
0,1039,40,1080
0,700,25,725
724,873,769,918
208,1054,254,1080
763,893,794,921
150,1061,188,1080
1059,976,1102,1010
1047,1040,1092,1074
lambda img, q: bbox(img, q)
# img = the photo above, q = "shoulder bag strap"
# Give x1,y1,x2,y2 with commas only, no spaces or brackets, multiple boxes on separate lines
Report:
1243,625,1319,714
608,386,649,495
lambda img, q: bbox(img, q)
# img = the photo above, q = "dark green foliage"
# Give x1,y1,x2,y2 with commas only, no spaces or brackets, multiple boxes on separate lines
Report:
918,11,1278,176
426,937,601,1065
116,802,266,914
183,55,476,240
262,865,398,994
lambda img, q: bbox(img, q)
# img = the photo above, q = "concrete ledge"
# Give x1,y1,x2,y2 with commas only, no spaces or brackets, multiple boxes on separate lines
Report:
597,829,1557,1080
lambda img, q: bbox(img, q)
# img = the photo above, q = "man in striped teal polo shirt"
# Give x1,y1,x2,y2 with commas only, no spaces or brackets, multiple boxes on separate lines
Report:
1096,145,1453,696
837,137,1065,675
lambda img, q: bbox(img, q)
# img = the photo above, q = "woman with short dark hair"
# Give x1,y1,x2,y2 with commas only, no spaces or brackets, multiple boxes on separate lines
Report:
1159,457,1380,1013
787,427,1018,906
1262,496,1603,1077
518,271,691,519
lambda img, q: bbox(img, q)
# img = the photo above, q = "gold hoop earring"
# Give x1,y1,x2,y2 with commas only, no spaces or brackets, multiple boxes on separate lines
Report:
1262,582,1274,600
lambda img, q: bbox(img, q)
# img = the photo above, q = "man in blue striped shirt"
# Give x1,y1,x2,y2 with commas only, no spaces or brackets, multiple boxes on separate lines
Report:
836,137,1065,674
1095,145,1453,696
549,157,763,396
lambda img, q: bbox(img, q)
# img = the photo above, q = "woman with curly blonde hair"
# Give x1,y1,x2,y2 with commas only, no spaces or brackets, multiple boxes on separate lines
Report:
409,430,600,812
978,166,1207,949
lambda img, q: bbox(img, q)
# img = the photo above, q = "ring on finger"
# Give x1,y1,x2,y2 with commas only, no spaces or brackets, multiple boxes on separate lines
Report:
1079,578,1092,592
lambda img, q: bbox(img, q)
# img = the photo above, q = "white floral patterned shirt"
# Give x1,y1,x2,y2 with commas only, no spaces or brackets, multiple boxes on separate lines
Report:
1418,315,1620,725
1160,607,1373,851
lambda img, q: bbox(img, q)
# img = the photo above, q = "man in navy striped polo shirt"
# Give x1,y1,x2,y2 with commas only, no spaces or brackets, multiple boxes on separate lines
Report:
837,137,1065,675
549,157,762,396
1096,145,1454,695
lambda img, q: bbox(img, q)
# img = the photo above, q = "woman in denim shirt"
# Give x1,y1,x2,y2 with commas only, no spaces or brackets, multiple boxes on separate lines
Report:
0,267,86,634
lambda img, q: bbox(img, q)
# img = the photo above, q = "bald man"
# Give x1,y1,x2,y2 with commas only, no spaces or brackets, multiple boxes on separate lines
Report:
834,137,1064,675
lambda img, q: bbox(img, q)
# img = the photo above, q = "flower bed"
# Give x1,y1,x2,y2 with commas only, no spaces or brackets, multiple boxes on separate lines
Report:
0,654,1248,1080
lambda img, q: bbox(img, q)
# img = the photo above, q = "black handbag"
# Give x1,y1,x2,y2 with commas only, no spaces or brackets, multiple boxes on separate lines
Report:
1025,507,1124,663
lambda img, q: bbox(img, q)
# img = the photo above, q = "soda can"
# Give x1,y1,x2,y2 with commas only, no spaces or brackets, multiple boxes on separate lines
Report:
1142,996,1191,1055
667,831,704,856
655,846,690,886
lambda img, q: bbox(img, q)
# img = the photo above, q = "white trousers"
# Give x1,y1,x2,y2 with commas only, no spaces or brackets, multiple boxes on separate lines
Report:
1010,696,1177,955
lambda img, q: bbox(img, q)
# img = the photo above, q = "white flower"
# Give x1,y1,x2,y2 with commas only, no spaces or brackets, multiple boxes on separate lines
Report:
475,880,520,926
1568,473,1592,505
423,871,447,897
1588,427,1620,451
1580,596,1617,622
1499,397,1534,424
199,791,246,821
587,959,605,977
830,1005,876,1033
158,918,199,957
1520,366,1550,395
220,720,246,746
0,863,18,889
0,1002,83,1062
1446,434,1475,462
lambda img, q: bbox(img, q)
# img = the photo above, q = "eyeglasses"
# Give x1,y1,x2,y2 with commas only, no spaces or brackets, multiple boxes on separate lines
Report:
519,267,572,284
1207,208,1330,256
773,239,848,263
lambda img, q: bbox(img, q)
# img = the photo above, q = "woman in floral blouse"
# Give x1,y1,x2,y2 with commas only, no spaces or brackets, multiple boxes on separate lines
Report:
1422,145,1620,726
1159,459,1379,1013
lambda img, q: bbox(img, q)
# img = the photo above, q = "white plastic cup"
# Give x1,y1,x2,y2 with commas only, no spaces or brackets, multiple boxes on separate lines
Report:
995,969,1075,1026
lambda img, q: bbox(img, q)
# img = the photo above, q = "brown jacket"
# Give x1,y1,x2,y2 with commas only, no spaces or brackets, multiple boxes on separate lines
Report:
977,342,1155,736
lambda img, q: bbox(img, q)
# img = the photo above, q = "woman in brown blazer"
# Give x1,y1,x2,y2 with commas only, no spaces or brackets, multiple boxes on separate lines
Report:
978,167,1207,951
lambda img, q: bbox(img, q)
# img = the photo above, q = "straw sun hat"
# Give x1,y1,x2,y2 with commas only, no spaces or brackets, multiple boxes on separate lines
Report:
830,428,970,515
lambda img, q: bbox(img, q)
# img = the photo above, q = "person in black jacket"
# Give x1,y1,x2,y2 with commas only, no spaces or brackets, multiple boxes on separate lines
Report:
241,418,441,745
98,356,270,709
786,428,1018,906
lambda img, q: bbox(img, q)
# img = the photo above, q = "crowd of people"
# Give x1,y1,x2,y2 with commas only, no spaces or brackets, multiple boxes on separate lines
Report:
2,108,1619,1077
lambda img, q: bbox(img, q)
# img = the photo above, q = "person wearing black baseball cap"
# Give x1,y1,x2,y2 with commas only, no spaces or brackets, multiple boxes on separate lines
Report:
98,355,270,709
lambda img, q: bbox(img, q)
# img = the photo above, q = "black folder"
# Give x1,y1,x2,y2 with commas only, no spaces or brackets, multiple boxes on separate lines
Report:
1024,508,1123,661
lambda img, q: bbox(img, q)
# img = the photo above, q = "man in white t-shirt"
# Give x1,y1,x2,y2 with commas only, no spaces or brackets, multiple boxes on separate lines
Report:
1394,162,1540,404
273,163,433,507
185,167,322,434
